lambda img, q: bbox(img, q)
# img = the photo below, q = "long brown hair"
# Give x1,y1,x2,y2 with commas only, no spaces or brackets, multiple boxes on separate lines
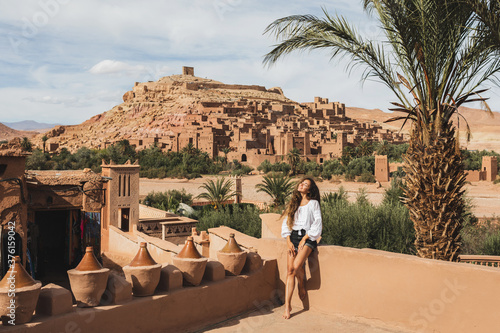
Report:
282,177,320,231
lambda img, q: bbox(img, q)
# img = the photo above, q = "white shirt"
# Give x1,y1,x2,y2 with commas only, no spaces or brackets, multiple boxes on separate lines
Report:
281,199,322,241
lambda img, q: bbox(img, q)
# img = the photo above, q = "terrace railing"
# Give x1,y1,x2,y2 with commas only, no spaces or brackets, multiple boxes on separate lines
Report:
458,255,500,268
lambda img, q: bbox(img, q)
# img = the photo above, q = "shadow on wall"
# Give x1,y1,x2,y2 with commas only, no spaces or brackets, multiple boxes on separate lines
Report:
307,250,321,291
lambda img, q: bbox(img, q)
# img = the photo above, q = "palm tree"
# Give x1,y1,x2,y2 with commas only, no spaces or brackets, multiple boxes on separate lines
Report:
196,177,236,209
356,141,374,157
255,173,295,207
376,140,390,156
20,137,32,152
41,135,48,153
467,0,500,47
341,146,354,166
221,147,231,167
181,142,196,155
264,1,500,261
287,147,301,175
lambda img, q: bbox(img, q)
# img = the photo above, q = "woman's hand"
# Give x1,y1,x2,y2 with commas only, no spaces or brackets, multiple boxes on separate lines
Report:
298,235,309,251
287,239,296,257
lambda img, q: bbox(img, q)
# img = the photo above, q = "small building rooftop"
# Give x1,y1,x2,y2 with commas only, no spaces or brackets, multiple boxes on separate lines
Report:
25,169,103,186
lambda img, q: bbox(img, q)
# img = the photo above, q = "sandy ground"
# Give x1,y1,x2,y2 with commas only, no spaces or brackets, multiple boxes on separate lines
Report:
140,175,499,218
193,305,414,333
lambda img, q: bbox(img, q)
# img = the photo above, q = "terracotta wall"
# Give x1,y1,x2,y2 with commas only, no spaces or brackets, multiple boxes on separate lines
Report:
0,156,28,263
253,214,500,333
465,170,485,182
107,226,178,264
26,185,83,210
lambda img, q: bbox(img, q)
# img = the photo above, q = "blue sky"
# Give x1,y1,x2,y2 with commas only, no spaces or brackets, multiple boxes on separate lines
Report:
1,0,499,125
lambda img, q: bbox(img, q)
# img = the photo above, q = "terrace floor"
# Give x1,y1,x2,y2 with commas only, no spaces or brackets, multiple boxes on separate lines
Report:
194,305,415,333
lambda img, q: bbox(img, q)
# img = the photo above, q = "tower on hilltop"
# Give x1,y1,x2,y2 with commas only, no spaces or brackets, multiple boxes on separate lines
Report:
183,66,194,76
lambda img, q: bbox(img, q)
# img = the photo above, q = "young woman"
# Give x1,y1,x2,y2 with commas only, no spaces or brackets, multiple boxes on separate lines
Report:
280,177,322,319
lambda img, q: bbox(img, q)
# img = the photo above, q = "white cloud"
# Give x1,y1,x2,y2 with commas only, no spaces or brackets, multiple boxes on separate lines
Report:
23,95,88,107
89,60,145,75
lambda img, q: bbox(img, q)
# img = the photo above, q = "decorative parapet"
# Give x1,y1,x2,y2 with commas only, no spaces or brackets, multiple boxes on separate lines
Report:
458,255,500,267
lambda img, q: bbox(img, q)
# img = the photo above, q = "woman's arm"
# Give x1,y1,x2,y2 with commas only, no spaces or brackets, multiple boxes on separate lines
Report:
282,216,296,255
306,200,322,241
281,215,292,238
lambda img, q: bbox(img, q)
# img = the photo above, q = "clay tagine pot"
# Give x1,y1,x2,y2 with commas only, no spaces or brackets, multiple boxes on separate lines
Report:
172,236,208,286
122,242,161,296
67,246,110,307
217,233,247,276
0,256,42,325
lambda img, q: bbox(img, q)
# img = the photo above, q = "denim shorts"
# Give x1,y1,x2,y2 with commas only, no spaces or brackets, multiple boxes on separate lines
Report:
290,229,318,252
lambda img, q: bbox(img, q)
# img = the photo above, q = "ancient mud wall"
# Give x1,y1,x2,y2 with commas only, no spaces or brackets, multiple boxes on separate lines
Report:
0,155,28,263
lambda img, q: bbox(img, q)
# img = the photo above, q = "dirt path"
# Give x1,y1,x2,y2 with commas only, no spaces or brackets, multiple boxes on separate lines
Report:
140,175,499,218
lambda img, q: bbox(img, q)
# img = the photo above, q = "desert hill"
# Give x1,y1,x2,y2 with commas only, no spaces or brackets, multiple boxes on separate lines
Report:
0,123,38,142
33,71,297,150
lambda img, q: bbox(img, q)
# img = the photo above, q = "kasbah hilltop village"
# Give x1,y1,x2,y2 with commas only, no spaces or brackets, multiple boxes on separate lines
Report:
0,66,499,332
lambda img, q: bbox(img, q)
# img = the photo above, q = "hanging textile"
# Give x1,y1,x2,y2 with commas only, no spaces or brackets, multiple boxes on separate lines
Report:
82,212,101,257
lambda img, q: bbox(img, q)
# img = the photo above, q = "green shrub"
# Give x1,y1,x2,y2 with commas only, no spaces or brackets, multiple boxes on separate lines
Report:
142,190,193,212
481,232,500,255
194,204,262,238
228,160,253,175
297,160,322,175
461,219,500,255
383,178,405,206
257,160,291,174
321,159,345,179
26,149,48,170
357,172,376,183
345,156,375,179
321,186,348,204
320,187,415,254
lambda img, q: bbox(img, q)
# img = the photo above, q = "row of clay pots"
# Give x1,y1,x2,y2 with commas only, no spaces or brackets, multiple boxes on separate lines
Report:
0,234,253,325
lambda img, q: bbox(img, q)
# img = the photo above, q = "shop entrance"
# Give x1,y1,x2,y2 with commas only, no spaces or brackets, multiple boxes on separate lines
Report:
34,210,72,287
32,210,101,287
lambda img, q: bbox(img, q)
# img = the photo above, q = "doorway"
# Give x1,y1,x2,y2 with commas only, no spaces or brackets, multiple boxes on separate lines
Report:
34,210,72,287
120,208,130,232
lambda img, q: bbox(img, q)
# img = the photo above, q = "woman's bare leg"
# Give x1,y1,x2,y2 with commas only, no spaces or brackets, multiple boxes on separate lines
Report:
283,249,296,319
283,246,312,319
296,263,307,300
294,247,312,300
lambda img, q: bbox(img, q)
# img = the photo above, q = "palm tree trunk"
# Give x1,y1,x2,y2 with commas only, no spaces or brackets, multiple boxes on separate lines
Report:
402,125,466,261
